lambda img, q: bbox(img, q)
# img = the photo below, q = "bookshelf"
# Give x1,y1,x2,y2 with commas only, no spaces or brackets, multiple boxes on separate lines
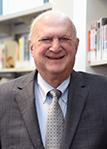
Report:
0,3,52,81
89,60,107,67
0,67,35,73
86,0,107,75
0,68,35,84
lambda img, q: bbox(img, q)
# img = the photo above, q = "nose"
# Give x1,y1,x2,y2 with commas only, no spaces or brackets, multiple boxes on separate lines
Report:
50,38,61,52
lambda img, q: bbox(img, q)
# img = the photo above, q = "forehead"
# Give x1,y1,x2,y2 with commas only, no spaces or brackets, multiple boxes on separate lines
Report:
35,17,73,37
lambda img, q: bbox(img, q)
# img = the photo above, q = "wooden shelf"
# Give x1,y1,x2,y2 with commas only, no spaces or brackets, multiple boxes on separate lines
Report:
89,60,107,66
0,67,35,73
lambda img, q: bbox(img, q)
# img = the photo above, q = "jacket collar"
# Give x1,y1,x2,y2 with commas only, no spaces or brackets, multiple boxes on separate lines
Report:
61,71,89,149
14,70,89,149
15,70,45,149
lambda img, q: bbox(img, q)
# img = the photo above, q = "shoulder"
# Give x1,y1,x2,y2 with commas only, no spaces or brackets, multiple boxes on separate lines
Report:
0,70,36,93
77,71,107,93
0,71,36,113
79,71,107,83
72,70,107,87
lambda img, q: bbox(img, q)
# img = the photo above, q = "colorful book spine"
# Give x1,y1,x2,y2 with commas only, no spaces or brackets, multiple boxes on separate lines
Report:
87,17,107,64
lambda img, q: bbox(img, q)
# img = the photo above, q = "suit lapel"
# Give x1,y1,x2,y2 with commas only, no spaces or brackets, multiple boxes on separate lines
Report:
14,70,89,149
61,71,89,149
15,71,44,149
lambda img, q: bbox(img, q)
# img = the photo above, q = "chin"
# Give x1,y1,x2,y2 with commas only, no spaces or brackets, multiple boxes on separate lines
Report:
45,64,67,74
48,68,65,75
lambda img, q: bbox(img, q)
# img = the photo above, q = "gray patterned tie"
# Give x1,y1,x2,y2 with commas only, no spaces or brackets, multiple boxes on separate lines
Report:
45,89,64,149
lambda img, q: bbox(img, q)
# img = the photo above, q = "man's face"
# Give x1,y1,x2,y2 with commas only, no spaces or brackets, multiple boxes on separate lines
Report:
30,18,79,79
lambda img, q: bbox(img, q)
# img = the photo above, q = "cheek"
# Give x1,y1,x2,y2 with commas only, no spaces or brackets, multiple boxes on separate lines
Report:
65,45,76,56
32,45,48,69
68,44,77,54
31,45,43,57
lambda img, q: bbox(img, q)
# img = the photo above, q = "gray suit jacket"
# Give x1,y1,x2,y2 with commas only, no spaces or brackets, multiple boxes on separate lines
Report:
0,70,107,149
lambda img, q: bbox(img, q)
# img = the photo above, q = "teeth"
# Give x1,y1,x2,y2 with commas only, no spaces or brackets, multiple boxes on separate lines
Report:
47,56,64,59
46,55,64,59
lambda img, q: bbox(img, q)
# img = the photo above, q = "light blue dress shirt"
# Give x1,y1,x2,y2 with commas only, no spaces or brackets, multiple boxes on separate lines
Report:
35,73,70,145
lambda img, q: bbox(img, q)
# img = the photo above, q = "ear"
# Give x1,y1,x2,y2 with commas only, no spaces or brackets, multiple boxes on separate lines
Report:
75,38,79,53
28,40,34,54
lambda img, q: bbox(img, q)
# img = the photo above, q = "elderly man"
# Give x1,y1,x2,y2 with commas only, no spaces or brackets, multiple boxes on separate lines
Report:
0,10,107,149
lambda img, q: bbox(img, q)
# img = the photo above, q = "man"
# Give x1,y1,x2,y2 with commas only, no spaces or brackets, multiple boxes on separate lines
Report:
0,10,107,149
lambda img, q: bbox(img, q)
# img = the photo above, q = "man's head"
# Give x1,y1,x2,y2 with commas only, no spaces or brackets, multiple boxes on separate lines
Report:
29,10,79,87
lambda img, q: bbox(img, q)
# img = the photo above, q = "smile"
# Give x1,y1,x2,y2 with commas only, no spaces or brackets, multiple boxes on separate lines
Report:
46,55,64,60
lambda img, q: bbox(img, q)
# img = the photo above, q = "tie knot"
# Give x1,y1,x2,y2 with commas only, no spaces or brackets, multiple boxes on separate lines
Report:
49,89,62,99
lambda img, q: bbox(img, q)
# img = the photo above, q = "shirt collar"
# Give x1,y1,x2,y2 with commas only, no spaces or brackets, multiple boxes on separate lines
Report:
37,73,70,103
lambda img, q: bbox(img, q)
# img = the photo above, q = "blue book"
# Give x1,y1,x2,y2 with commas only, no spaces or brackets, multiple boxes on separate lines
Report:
0,0,2,15
44,0,49,3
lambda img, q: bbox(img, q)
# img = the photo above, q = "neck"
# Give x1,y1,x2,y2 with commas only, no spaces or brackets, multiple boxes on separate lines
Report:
39,72,70,88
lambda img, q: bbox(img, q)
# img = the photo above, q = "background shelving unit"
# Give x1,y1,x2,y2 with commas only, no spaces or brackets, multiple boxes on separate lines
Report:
86,0,107,75
0,0,107,83
0,3,52,82
89,60,107,67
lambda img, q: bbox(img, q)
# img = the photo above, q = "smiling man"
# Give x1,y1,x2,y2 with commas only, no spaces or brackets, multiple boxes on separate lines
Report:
0,10,107,149
29,11,79,88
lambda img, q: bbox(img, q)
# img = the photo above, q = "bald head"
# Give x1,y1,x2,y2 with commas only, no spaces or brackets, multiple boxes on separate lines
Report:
29,10,77,41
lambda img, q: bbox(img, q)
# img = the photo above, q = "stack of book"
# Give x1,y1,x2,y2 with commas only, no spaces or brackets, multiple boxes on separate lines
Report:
0,33,34,69
87,17,107,64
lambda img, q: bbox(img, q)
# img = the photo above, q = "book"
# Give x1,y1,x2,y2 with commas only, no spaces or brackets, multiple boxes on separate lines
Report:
44,0,49,3
96,20,101,61
0,0,2,15
87,30,91,64
89,22,97,63
2,40,19,68
88,17,107,64
0,41,5,68
101,18,107,60
17,33,34,68
103,24,107,51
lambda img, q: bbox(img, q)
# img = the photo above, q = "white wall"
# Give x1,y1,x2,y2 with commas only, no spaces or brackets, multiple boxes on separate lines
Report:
52,0,73,19
73,0,87,71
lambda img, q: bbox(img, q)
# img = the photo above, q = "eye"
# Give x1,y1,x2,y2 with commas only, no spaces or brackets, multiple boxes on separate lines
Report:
38,37,52,43
59,37,71,42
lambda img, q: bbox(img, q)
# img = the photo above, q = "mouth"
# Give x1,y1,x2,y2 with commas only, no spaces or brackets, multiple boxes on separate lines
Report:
46,55,65,60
